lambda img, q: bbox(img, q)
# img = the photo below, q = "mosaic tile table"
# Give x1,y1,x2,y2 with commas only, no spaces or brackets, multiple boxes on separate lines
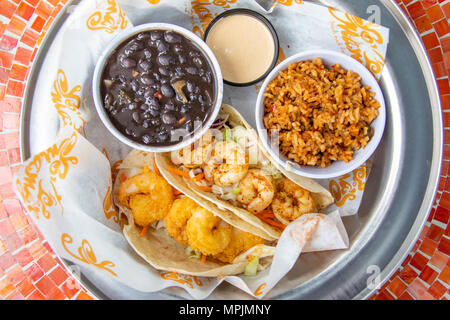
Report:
0,0,448,300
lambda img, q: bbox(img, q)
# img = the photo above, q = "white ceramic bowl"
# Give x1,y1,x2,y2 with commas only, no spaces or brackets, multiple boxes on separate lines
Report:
255,50,386,179
92,23,223,153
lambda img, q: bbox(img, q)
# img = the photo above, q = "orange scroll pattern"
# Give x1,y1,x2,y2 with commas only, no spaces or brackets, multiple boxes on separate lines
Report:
329,165,368,207
329,8,385,78
276,0,303,6
15,132,79,219
86,0,128,34
51,69,86,135
190,0,236,38
253,283,266,297
61,233,117,277
159,271,203,289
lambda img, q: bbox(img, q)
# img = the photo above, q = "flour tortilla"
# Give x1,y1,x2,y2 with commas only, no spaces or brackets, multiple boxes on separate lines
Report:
156,104,334,240
113,150,275,277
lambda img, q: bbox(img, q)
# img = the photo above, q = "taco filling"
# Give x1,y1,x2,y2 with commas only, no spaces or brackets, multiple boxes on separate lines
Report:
115,162,270,269
166,108,321,230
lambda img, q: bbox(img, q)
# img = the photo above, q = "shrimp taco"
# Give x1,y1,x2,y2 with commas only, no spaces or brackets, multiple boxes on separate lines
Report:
156,104,334,239
113,149,276,277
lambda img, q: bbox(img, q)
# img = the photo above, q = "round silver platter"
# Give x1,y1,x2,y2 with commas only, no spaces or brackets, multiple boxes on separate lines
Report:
19,0,443,300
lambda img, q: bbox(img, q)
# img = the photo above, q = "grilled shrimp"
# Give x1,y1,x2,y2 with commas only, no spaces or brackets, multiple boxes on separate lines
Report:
271,179,315,225
213,228,265,264
117,167,174,227
172,130,214,168
236,169,275,213
186,207,232,255
164,197,199,246
204,140,249,187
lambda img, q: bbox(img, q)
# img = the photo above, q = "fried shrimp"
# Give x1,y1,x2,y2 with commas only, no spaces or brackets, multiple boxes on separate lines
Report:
164,197,199,245
186,207,232,255
117,167,174,227
213,228,265,264
204,140,249,187
172,130,214,168
271,179,315,225
236,169,276,213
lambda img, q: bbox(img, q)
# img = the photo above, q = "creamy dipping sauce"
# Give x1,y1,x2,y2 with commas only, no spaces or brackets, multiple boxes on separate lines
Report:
205,14,276,84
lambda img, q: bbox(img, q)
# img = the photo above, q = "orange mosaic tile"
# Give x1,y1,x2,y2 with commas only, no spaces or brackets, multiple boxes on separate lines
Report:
0,0,448,301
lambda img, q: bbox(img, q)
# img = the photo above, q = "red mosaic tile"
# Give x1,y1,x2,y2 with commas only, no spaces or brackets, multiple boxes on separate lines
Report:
408,278,429,299
399,264,419,284
4,232,24,252
0,1,17,19
14,247,33,267
426,5,445,22
48,266,68,286
60,280,81,299
20,29,39,48
35,275,58,299
28,240,46,260
434,206,450,224
0,217,15,237
0,51,14,68
17,225,38,245
16,2,34,21
23,262,43,282
428,280,447,299
6,79,24,97
429,249,449,270
14,46,32,65
6,16,27,37
0,276,15,298
427,223,445,242
419,265,439,284
422,0,439,9
75,290,94,300
31,15,46,33
0,35,19,51
36,252,57,273
386,276,407,298
438,236,450,255
8,148,21,164
9,63,28,81
438,265,450,284
414,15,433,33
398,290,415,300
443,2,450,19
27,289,45,300
0,252,16,271
407,1,425,20
16,277,34,298
433,19,450,38
2,113,20,130
420,237,439,257
35,1,53,20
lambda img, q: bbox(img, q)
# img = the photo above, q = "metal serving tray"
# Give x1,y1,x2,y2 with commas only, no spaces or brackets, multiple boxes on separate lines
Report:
19,0,442,299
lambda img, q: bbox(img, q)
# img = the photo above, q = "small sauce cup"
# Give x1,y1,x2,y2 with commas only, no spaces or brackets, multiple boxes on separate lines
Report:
203,8,279,87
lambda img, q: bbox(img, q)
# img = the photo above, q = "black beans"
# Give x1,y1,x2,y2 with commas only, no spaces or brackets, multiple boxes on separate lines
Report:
139,60,152,71
140,74,154,86
121,58,136,68
150,31,163,41
158,54,175,66
161,84,175,98
156,40,169,52
162,113,177,125
101,29,215,146
186,66,198,75
164,31,181,43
